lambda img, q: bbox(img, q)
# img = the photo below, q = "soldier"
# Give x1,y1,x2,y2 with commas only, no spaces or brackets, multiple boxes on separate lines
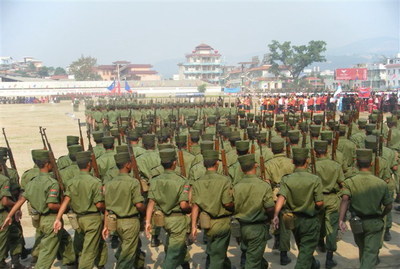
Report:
264,136,294,265
273,147,324,269
59,145,83,188
126,130,146,158
102,152,146,269
53,151,105,268
92,131,106,159
1,150,76,269
190,150,234,269
189,130,201,156
336,124,357,176
233,153,274,268
313,140,345,268
145,149,191,269
97,136,116,180
228,141,249,184
57,136,79,170
175,135,196,177
339,149,393,268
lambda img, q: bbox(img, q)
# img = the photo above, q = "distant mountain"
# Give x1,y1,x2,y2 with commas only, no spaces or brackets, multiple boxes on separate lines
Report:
153,58,181,79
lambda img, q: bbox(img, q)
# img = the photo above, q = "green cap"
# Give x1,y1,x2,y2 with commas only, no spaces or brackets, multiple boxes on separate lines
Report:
292,148,309,161
339,124,347,132
247,113,254,120
314,140,328,152
68,144,83,156
187,118,195,127
303,112,311,119
271,137,284,151
369,114,378,123
202,150,219,161
114,152,131,165
127,130,140,140
229,131,241,142
320,131,333,141
238,154,255,169
175,135,187,144
31,149,50,162
257,131,267,140
159,148,177,163
193,123,204,131
116,145,129,153
102,136,115,147
158,143,174,150
364,135,377,150
314,114,323,121
310,125,321,136
110,128,119,137
358,119,367,128
0,147,7,160
189,130,200,139
276,115,284,121
142,134,155,147
92,131,104,141
235,140,250,152
239,119,247,129
288,130,300,140
202,134,214,141
200,141,214,152
207,116,217,124
365,124,376,133
67,136,79,146
356,149,373,162
299,122,309,132
76,151,91,165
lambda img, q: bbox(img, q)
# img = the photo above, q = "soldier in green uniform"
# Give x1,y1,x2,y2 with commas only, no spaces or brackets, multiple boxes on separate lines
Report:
264,136,294,265
127,130,146,158
57,136,79,170
175,135,196,177
313,140,345,268
233,153,274,269
145,149,191,269
190,150,234,269
102,152,146,269
228,141,250,184
339,149,393,269
189,130,201,156
1,150,76,269
97,136,116,180
92,131,106,159
59,145,82,188
336,124,357,177
273,147,324,269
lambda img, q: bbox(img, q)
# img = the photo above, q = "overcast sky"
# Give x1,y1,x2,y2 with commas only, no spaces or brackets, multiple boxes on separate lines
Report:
1,0,399,71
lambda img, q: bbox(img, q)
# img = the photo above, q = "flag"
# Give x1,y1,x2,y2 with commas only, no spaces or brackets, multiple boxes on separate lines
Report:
116,81,121,95
125,80,131,92
333,84,342,98
357,87,371,98
107,80,116,92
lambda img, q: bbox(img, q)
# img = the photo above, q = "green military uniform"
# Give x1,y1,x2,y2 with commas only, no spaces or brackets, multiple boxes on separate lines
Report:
57,136,80,170
175,135,196,177
278,148,324,269
340,149,393,269
0,174,11,268
228,141,250,185
104,152,144,269
233,154,274,269
191,150,233,269
92,131,106,159
97,136,116,180
136,135,164,184
148,149,190,269
22,150,75,269
65,151,105,269
59,145,82,188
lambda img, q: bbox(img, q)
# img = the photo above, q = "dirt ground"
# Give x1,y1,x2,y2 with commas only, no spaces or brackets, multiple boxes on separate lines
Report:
0,101,399,269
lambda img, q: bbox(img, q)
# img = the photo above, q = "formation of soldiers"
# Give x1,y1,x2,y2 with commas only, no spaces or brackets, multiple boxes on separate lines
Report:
0,96,398,269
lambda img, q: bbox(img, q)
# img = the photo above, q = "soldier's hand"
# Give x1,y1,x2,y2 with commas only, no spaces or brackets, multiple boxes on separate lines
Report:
15,210,22,222
53,219,63,233
190,227,198,242
102,227,109,240
339,220,347,233
0,216,12,230
145,222,152,239
272,216,279,230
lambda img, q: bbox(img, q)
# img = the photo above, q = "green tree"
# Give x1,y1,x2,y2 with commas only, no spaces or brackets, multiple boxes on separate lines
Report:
38,66,49,77
69,55,101,81
268,40,327,83
27,62,36,72
197,84,207,93
54,67,67,76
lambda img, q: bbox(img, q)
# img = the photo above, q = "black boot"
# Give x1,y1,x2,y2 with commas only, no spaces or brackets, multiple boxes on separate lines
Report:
311,259,320,269
240,252,246,268
325,251,337,269
280,251,291,266
151,235,161,247
21,248,31,260
11,255,26,269
272,234,280,250
384,228,391,241
317,239,326,253
181,262,190,269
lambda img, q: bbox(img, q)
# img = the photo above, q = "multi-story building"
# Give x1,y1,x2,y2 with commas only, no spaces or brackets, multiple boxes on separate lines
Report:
178,43,223,84
95,61,160,81
361,63,386,89
386,53,400,89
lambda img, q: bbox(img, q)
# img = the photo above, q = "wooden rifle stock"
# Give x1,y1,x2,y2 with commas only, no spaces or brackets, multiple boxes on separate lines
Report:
310,148,316,174
302,132,307,148
78,119,85,149
178,148,186,177
87,130,100,178
42,128,64,193
220,136,229,176
259,142,266,181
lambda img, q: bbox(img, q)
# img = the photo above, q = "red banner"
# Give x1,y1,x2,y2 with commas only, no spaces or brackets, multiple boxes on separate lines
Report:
335,68,367,81
357,87,371,98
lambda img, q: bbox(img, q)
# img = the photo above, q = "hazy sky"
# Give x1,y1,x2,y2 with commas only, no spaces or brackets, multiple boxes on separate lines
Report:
1,0,399,72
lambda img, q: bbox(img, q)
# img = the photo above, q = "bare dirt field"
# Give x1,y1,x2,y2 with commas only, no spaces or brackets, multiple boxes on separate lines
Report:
0,101,399,268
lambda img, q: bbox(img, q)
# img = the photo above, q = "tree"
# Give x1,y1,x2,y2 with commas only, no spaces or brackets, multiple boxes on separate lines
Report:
38,66,49,77
197,84,207,93
268,40,327,83
54,67,67,76
69,55,101,81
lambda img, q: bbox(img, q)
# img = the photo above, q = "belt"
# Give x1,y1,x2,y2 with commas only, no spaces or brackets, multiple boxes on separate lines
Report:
211,214,231,220
116,214,139,219
40,212,57,216
77,212,100,217
272,183,280,189
166,212,184,217
293,212,315,218
238,220,266,226
359,214,381,220
323,191,337,195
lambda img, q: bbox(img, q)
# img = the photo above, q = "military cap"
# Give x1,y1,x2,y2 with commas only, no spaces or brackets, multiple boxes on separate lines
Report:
76,151,92,165
116,145,129,153
303,112,311,119
202,150,219,161
339,124,347,132
310,125,321,136
358,119,367,128
288,130,300,140
92,131,104,141
238,154,255,169
159,148,177,163
365,124,376,133
102,136,115,147
142,134,155,147
202,134,214,141
189,130,200,138
247,113,254,120
314,114,323,121
186,118,196,127
247,127,256,139
275,121,284,129
239,119,248,129
369,114,378,123
229,131,241,142
127,130,140,140
276,115,284,121
0,147,7,159
364,135,377,150
31,149,50,162
114,152,131,165
356,149,373,162
193,123,204,131
236,141,250,152
68,144,83,155
200,141,214,151
238,110,246,117
221,126,231,137
266,119,274,128
207,116,217,124
327,120,336,130
277,124,288,133
299,122,309,133
314,140,328,152
341,114,350,123
288,117,297,126
257,131,267,140
67,136,79,146
292,148,309,161
254,115,262,123
271,137,284,151
110,128,119,137
386,116,397,124
320,131,333,141
175,135,187,144
158,144,174,150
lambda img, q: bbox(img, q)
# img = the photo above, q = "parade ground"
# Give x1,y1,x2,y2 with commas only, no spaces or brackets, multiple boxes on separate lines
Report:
0,101,399,269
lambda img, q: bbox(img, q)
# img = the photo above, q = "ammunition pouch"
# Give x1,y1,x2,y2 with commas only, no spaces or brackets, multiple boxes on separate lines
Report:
27,203,40,228
107,212,118,232
230,218,241,238
67,212,80,231
349,216,363,234
282,212,296,230
199,211,211,229
140,179,149,192
152,210,165,227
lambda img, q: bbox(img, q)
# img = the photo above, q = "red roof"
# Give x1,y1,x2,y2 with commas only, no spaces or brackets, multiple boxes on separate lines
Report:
195,43,214,50
248,65,271,72
131,70,158,75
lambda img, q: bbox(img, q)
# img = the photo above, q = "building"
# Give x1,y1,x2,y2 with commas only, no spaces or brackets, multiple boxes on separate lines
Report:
386,53,400,89
95,61,160,81
361,63,386,89
178,43,223,84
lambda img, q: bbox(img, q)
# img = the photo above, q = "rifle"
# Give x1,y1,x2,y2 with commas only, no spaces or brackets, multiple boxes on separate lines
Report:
285,113,291,158
116,118,122,146
78,119,85,149
126,138,144,192
87,130,100,178
258,133,266,181
215,123,220,151
2,128,17,171
39,126,48,150
187,126,192,153
310,147,316,174
302,131,307,148
42,128,64,193
374,135,380,177
387,127,392,147
220,135,229,176
177,143,186,178
332,131,339,161
347,114,353,139
322,111,326,130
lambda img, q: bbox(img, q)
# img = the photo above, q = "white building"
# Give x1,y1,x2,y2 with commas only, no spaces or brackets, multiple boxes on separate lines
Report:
361,63,386,89
178,43,223,84
386,53,400,89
